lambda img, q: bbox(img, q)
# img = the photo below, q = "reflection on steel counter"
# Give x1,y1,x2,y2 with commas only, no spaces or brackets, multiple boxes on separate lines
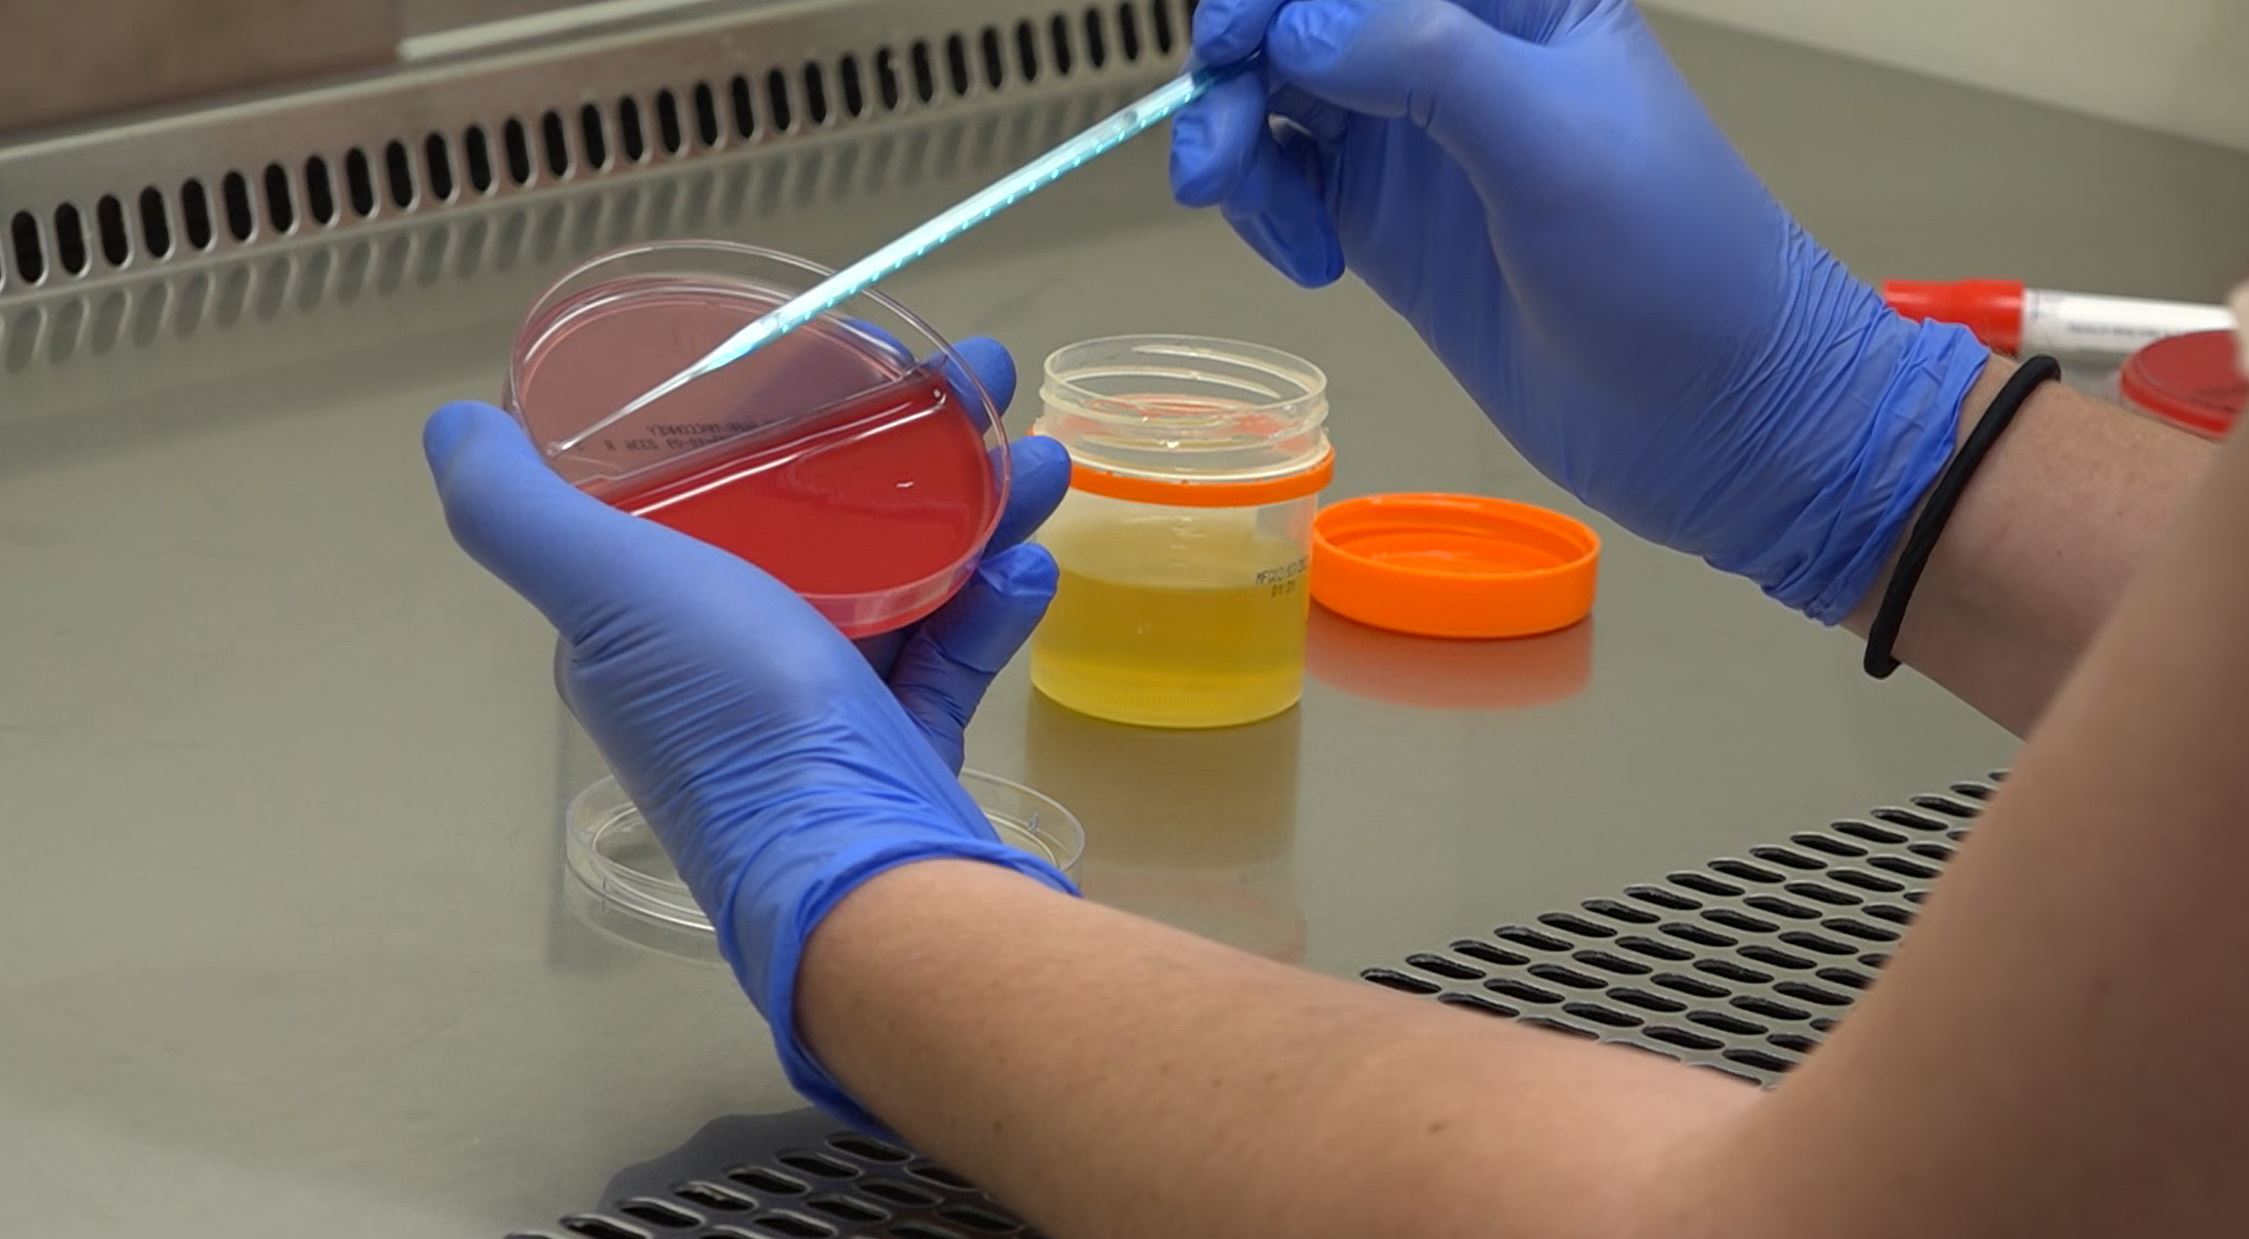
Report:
1304,606,1594,711
1023,692,1306,963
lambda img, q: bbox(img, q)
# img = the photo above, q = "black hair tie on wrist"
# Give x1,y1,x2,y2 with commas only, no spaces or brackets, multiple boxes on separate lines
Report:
1864,355,2062,680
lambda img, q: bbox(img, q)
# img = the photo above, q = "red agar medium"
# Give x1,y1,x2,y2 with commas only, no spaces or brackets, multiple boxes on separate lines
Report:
510,275,1006,637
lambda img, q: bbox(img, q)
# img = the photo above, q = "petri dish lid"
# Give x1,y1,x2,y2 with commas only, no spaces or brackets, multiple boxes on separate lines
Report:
506,241,1011,637
563,772,1084,958
2118,330,2245,438
1311,493,1600,640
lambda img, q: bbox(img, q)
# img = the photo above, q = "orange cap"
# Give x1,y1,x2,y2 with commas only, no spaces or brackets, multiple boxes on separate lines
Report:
1311,494,1600,640
1064,445,1337,508
1881,278,2027,354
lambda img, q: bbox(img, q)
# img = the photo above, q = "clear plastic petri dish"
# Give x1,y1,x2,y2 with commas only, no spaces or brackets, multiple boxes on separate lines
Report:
563,771,1085,957
505,240,1011,638
955,771,1089,876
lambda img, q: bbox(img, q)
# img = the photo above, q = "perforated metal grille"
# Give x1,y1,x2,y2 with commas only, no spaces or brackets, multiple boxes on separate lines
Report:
0,0,1189,299
517,773,1992,1237
1362,774,1997,1082
511,1125,1049,1239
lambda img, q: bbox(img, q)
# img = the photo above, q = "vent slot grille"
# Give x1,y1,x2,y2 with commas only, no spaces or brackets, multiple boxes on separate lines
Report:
5,75,1161,376
0,0,1191,298
518,1132,1035,1239
1359,774,1999,1083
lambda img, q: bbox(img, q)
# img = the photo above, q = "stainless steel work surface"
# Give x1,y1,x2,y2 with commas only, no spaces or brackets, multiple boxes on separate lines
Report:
4,13,2245,1235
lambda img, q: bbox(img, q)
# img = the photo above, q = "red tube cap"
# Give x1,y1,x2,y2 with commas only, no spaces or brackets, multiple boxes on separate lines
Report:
1882,278,2026,354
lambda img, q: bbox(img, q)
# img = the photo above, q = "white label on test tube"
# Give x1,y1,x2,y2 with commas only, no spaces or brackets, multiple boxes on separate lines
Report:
2020,289,2237,357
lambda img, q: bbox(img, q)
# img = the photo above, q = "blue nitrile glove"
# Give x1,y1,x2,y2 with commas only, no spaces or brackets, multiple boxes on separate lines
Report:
1171,0,1992,622
424,338,1077,1129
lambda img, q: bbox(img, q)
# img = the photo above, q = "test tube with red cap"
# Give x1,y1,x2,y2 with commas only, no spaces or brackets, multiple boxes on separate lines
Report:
1883,278,2235,360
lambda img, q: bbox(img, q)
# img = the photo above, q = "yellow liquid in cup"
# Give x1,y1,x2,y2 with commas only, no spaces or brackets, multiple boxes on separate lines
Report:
1033,522,1310,729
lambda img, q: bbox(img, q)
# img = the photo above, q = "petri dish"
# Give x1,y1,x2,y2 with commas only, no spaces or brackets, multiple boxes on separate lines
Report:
955,770,1089,877
506,241,1010,638
563,771,1085,956
2116,329,2244,439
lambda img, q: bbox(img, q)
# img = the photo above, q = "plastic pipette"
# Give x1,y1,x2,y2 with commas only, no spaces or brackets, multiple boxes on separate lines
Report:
552,62,1247,455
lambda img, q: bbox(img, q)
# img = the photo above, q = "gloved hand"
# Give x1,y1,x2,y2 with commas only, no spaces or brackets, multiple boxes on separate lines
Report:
424,338,1077,1129
1171,0,1993,622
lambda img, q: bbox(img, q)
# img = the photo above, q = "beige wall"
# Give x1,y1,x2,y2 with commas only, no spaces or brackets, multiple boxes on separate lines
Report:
0,0,397,135
1648,0,2249,152
400,0,709,39
12,1,2242,148
412,1,2249,151
403,0,625,35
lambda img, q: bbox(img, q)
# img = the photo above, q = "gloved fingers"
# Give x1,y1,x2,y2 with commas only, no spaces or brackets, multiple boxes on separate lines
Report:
854,629,912,683
841,316,917,367
1192,0,1293,66
1270,84,1353,144
986,433,1072,553
842,320,1016,431
425,401,675,641
937,335,1017,435
1264,0,1526,163
1170,66,1273,208
886,543,1059,770
855,433,1068,680
1221,121,1344,287
947,335,1018,412
1170,60,1345,285
903,543,1060,678
1456,0,1637,43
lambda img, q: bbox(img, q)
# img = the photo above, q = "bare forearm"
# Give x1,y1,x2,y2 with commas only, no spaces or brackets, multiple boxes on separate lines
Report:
793,409,2249,1235
799,861,1756,1238
1717,386,2249,1237
1843,357,2215,734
